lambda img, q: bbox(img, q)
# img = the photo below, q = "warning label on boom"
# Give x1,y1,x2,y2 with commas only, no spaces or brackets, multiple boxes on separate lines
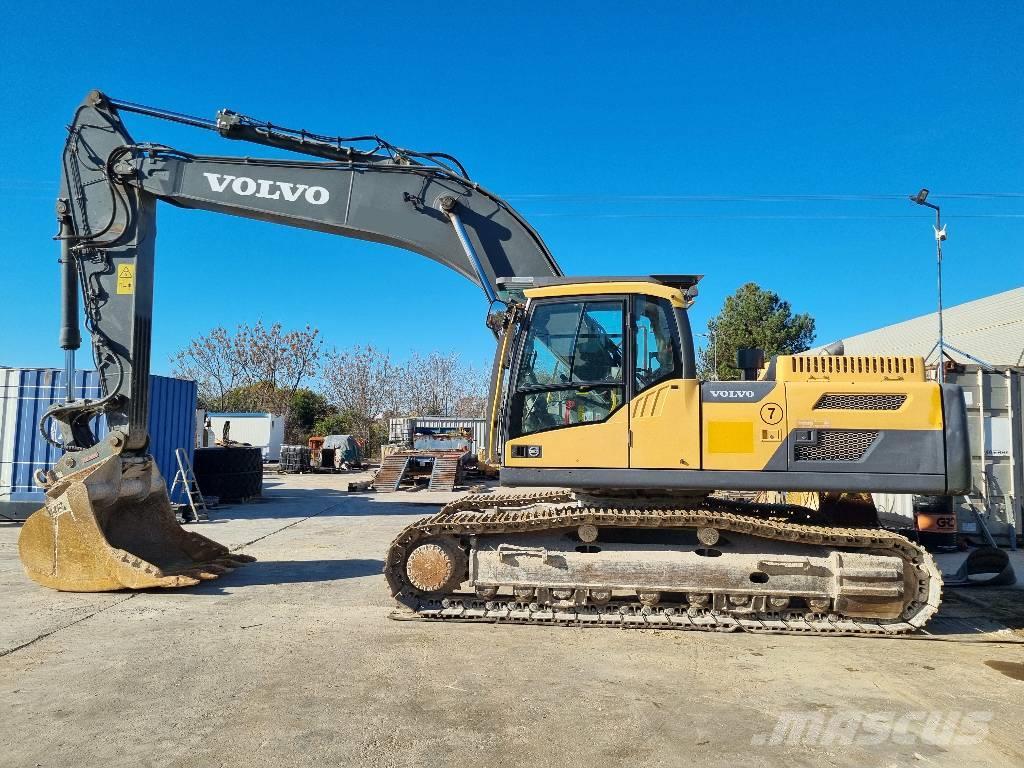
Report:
116,264,135,295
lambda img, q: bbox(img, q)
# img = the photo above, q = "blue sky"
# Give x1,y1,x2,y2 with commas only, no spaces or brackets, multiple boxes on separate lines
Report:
1,2,1021,378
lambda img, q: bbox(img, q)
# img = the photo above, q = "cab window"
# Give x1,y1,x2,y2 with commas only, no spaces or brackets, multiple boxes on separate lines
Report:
634,295,681,393
509,300,625,438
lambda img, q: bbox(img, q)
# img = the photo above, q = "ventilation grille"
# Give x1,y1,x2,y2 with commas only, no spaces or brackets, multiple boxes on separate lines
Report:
788,356,917,376
813,393,907,410
795,430,878,462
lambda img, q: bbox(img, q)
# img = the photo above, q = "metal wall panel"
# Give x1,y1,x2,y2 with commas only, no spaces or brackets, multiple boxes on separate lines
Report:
0,368,196,517
949,366,1022,543
148,374,199,490
387,416,487,455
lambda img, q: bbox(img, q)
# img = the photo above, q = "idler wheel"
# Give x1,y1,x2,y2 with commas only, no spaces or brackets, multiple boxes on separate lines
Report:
405,539,466,595
697,527,720,546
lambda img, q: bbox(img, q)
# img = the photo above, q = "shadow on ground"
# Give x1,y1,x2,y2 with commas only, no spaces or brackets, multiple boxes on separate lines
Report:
171,558,386,594
935,588,1024,635
203,486,441,521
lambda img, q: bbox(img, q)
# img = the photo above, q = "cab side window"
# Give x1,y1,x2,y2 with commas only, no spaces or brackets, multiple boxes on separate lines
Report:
509,300,625,438
634,295,681,394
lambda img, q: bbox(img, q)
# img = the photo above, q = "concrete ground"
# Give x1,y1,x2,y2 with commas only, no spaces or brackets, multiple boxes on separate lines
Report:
2,472,1022,768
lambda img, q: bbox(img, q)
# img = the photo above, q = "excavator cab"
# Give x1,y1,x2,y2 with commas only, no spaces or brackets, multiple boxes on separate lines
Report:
502,277,701,473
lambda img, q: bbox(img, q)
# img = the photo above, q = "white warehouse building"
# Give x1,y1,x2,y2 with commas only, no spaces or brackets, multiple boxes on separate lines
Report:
811,286,1023,367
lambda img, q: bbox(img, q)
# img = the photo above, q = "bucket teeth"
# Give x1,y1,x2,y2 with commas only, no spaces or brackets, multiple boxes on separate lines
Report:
18,454,254,592
190,570,224,581
156,575,203,588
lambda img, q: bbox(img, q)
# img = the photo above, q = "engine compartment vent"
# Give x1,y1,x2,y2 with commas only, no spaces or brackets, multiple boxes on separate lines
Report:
795,430,879,462
777,355,925,383
813,393,907,410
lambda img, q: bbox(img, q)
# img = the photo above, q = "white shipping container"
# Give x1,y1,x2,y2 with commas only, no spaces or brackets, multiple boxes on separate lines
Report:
208,412,286,461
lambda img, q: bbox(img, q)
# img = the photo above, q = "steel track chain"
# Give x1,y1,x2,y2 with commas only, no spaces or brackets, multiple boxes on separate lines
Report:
384,490,942,636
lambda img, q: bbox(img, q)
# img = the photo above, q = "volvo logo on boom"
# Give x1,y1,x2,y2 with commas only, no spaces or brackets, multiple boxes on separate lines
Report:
202,173,330,205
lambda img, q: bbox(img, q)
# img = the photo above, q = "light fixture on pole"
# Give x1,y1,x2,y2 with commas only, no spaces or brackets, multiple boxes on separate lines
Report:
909,188,947,382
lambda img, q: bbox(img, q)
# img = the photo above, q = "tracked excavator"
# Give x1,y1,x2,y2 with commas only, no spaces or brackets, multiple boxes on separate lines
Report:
21,90,970,635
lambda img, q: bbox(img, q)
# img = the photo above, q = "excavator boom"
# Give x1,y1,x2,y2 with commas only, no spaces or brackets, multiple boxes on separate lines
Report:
22,90,559,592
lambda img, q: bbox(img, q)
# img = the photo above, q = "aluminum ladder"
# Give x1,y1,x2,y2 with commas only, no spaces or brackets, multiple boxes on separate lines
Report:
170,448,209,522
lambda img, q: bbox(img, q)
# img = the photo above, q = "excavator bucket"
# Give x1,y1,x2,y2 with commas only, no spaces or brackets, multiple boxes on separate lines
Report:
19,451,254,592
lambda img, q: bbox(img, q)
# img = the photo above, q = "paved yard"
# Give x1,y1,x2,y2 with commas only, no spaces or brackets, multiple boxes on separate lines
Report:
2,473,1022,768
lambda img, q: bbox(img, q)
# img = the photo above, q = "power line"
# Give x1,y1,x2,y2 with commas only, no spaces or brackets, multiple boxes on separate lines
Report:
2,177,1024,201
523,212,1024,220
2,177,1023,220
505,192,1024,202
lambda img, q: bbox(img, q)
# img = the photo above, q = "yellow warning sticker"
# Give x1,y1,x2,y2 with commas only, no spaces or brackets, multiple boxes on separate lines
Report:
116,264,135,295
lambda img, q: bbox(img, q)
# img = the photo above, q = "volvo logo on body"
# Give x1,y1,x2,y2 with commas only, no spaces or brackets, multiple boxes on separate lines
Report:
708,389,755,399
202,172,330,205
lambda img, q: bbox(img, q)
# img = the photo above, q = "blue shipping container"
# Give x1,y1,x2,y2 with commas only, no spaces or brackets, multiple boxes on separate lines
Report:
0,368,196,520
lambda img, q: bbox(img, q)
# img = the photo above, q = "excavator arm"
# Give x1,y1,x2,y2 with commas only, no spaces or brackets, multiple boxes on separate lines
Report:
53,90,560,454
21,90,559,592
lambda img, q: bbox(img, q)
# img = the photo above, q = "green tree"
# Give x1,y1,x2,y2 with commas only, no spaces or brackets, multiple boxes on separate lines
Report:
313,411,355,438
288,389,332,443
698,283,816,380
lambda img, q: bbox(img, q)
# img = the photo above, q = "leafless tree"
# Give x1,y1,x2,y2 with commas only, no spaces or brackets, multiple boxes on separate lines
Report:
403,351,488,417
319,346,489,443
171,327,242,411
233,321,321,395
453,394,487,418
320,345,401,442
172,322,321,413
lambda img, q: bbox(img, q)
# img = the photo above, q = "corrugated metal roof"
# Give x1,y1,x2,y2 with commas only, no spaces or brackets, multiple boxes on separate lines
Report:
809,286,1024,367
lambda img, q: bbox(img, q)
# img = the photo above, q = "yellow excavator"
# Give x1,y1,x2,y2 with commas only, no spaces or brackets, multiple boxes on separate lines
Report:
21,91,970,635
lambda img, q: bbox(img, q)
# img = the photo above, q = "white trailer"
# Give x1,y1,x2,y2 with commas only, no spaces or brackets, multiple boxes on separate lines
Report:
208,412,286,461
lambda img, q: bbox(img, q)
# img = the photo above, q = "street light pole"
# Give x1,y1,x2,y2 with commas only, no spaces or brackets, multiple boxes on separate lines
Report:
697,331,718,379
909,189,947,383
